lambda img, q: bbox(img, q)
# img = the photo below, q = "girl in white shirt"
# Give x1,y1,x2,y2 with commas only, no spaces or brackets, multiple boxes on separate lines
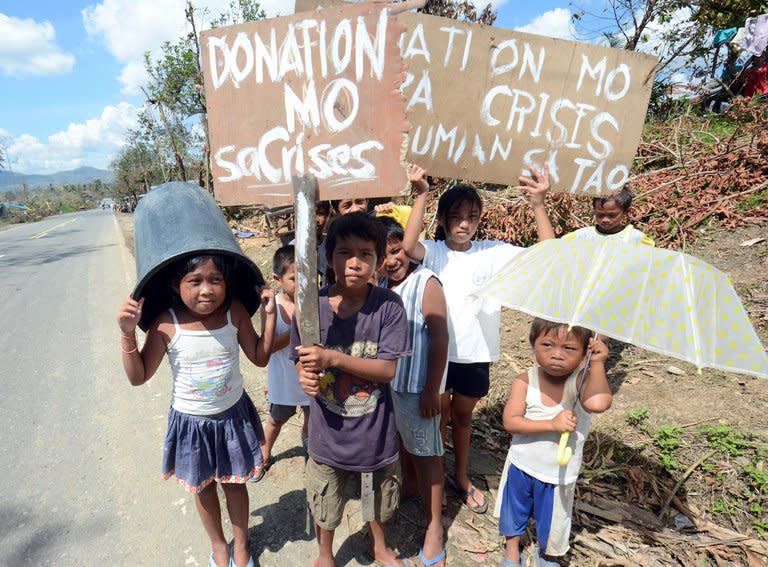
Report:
402,164,555,515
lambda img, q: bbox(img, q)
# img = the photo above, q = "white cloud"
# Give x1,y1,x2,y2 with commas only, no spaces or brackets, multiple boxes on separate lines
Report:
516,8,578,41
82,0,291,95
0,14,75,77
5,103,139,174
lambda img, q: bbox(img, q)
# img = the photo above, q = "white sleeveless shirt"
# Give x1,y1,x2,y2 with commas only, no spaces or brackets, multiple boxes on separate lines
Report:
166,308,244,415
507,366,591,485
267,294,310,406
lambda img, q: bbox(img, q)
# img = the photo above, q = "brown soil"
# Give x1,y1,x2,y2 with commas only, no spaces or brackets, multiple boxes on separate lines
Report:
117,212,768,565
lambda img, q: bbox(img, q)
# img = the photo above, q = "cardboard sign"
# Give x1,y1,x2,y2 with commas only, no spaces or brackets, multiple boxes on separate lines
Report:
296,2,658,195
200,3,409,205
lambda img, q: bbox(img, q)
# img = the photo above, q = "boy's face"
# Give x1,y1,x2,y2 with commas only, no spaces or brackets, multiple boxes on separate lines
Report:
593,200,627,234
274,263,296,299
329,234,378,290
379,237,411,284
315,207,329,238
337,198,368,215
533,327,586,378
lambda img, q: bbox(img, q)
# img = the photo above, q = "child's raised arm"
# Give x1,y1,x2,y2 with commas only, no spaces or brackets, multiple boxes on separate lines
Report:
236,287,277,367
518,163,555,241
402,163,429,262
117,294,167,386
578,337,612,414
503,371,577,435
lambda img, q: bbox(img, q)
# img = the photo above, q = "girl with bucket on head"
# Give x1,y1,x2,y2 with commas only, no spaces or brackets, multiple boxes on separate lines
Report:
117,182,275,567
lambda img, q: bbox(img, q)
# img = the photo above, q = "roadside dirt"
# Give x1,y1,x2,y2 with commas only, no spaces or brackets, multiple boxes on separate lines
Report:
116,212,767,566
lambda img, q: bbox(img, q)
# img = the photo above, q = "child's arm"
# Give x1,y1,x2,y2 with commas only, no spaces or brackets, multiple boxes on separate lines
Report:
236,288,277,367
296,345,398,384
503,371,577,434
579,338,613,413
117,294,167,386
402,163,429,262
420,276,449,418
518,163,555,241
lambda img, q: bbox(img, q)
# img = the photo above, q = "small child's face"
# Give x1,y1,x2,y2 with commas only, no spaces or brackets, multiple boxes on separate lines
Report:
274,263,296,299
379,237,410,284
442,201,480,248
337,198,368,215
175,258,226,316
533,327,586,378
593,200,627,234
330,234,378,290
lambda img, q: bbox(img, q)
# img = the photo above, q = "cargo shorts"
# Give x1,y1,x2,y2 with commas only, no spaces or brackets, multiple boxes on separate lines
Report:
305,457,400,531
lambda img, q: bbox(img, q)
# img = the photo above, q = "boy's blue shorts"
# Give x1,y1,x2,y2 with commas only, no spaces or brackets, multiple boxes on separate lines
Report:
498,462,575,557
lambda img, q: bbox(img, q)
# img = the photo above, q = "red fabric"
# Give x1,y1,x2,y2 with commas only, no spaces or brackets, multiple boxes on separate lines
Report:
742,64,768,97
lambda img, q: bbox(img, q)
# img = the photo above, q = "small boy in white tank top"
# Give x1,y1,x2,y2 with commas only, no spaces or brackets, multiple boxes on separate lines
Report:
495,318,611,567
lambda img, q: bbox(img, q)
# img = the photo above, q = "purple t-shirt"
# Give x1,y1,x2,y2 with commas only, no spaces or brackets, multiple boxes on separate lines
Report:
290,284,410,471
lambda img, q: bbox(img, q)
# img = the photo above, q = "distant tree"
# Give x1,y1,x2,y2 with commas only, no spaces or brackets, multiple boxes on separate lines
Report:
419,0,496,24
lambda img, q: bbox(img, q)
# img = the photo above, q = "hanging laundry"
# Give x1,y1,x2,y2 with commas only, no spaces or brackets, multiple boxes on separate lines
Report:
713,27,737,47
739,14,768,56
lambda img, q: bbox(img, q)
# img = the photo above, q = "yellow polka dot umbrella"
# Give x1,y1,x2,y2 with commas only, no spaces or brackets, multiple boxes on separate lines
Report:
471,238,768,378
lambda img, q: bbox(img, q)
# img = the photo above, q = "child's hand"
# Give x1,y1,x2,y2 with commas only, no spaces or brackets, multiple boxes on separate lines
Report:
407,163,429,195
419,388,441,419
588,337,609,364
296,345,334,373
258,286,276,314
117,294,144,334
518,163,550,207
374,201,396,214
297,365,322,397
551,409,577,433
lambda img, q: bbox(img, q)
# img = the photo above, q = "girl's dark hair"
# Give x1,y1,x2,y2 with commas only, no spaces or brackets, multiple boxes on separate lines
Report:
378,215,405,242
593,186,633,212
529,317,592,350
434,184,483,241
324,212,386,263
170,253,235,304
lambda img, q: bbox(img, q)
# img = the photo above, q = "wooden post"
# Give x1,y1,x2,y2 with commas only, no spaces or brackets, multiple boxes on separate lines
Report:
292,173,319,538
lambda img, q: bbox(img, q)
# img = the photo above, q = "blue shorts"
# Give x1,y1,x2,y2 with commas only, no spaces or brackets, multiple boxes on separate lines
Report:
498,463,575,557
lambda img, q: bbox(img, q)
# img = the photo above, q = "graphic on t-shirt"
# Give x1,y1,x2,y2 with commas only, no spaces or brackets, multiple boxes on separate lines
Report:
317,339,381,417
182,349,234,400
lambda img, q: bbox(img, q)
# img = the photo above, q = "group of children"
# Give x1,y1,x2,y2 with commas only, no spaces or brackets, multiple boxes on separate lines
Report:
117,164,653,567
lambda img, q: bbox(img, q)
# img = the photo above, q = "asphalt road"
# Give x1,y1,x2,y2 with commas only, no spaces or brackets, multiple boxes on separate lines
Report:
0,210,230,566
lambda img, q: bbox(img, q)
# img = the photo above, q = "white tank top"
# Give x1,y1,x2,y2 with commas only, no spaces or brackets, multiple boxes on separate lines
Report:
506,366,591,485
267,294,310,406
166,308,244,415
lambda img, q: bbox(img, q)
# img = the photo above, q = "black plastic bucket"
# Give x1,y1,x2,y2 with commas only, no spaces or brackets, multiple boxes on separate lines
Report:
132,181,265,331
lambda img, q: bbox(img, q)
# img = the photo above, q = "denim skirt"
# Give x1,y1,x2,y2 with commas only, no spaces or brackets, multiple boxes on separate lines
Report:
162,392,265,493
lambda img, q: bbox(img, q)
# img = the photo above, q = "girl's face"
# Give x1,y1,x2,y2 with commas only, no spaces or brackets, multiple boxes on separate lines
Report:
441,201,481,250
593,200,627,234
174,259,226,316
533,327,586,378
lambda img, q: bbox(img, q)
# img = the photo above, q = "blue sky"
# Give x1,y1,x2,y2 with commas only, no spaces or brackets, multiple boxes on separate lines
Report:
0,0,581,175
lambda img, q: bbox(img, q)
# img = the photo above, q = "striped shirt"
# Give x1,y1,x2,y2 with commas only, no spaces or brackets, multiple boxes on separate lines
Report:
391,266,446,394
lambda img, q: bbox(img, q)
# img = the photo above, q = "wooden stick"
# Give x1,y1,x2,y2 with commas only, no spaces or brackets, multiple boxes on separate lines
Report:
293,174,319,538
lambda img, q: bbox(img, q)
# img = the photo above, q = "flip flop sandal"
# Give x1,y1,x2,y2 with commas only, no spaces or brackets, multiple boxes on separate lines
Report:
458,484,488,514
418,548,446,566
249,459,271,483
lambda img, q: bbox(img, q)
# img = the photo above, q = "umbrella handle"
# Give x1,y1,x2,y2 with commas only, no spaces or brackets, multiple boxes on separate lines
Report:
557,432,573,466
